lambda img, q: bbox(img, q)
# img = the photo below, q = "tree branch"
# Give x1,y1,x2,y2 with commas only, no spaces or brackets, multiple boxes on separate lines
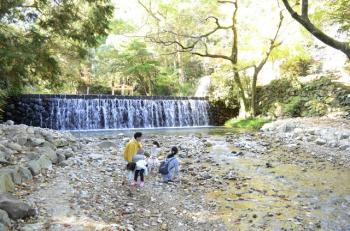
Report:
281,0,350,59
301,0,309,20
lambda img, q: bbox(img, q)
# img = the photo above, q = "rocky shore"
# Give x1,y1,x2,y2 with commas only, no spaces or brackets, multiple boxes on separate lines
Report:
0,117,349,230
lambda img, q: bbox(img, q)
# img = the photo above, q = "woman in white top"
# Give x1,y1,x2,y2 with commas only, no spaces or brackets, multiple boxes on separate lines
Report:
148,141,161,173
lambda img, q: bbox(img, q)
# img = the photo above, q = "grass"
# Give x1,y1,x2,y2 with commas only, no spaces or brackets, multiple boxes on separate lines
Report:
224,118,271,130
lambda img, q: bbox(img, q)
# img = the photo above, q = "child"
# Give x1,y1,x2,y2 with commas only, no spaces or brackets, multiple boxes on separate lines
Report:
160,146,180,183
148,141,161,173
132,149,148,187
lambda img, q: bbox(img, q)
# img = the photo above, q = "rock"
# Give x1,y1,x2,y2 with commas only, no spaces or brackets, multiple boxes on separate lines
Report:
38,155,52,169
223,171,237,180
339,144,350,151
315,138,326,145
35,146,57,164
97,141,116,149
0,172,14,193
15,134,28,146
0,223,8,231
17,167,32,182
29,138,45,147
26,160,41,175
161,223,168,230
0,168,21,185
266,162,273,168
0,209,11,227
20,224,44,231
4,121,14,126
5,143,22,152
57,153,66,163
0,193,36,220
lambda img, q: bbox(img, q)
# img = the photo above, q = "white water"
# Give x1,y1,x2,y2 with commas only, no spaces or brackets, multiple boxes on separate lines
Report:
195,76,211,97
49,98,210,130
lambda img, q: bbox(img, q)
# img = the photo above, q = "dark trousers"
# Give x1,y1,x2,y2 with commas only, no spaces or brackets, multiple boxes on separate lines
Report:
134,169,144,182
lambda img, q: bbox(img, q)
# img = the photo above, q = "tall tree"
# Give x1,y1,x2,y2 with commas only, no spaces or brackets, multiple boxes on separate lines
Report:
281,0,350,59
0,0,114,91
139,0,283,117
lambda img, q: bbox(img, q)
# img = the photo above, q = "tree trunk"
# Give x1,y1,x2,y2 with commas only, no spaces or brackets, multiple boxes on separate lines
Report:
250,72,258,117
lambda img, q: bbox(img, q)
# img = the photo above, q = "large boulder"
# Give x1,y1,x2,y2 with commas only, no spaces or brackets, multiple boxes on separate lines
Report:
35,146,57,164
37,156,52,170
0,209,11,227
26,160,41,176
0,172,14,193
0,168,21,185
17,167,32,183
0,193,35,220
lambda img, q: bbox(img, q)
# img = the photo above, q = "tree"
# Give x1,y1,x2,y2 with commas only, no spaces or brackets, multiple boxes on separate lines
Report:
281,0,350,59
139,0,283,117
0,0,114,92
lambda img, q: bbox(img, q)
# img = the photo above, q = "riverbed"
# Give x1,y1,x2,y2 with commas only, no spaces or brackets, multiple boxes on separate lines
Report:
16,122,350,231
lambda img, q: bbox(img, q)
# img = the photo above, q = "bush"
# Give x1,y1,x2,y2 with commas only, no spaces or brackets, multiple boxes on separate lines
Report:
0,90,8,121
225,118,271,130
283,96,303,117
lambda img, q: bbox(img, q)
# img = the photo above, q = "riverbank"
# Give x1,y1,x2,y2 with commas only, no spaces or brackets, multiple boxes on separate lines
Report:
0,117,349,230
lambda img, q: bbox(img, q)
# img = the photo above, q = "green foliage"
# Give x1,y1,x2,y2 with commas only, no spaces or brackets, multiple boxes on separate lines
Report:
0,0,114,92
282,96,303,117
225,118,271,130
280,54,320,77
258,75,350,118
0,90,7,121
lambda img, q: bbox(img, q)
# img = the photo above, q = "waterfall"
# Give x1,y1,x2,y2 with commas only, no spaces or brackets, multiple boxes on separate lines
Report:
15,96,210,130
195,76,211,97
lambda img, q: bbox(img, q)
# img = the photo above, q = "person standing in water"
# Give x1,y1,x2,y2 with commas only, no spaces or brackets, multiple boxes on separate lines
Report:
123,132,143,183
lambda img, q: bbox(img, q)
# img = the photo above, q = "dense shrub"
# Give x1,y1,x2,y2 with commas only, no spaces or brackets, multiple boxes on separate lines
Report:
258,75,350,118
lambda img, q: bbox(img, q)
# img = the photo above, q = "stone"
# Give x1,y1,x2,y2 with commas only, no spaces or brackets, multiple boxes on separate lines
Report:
27,160,41,176
0,223,8,231
0,209,11,227
4,121,14,126
315,139,326,145
57,153,66,163
15,134,28,146
97,141,116,149
17,167,32,182
0,193,36,220
38,155,52,169
339,144,350,151
0,168,21,185
0,173,14,193
29,138,45,147
35,146,57,164
5,143,22,152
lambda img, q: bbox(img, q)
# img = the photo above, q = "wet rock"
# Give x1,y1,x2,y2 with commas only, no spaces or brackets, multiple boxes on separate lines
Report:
0,209,11,227
0,193,36,220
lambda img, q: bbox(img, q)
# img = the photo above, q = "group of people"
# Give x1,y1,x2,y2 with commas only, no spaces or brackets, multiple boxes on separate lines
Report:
123,132,180,187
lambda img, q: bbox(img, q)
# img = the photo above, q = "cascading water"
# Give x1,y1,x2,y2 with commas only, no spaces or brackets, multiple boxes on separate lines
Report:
8,95,210,130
